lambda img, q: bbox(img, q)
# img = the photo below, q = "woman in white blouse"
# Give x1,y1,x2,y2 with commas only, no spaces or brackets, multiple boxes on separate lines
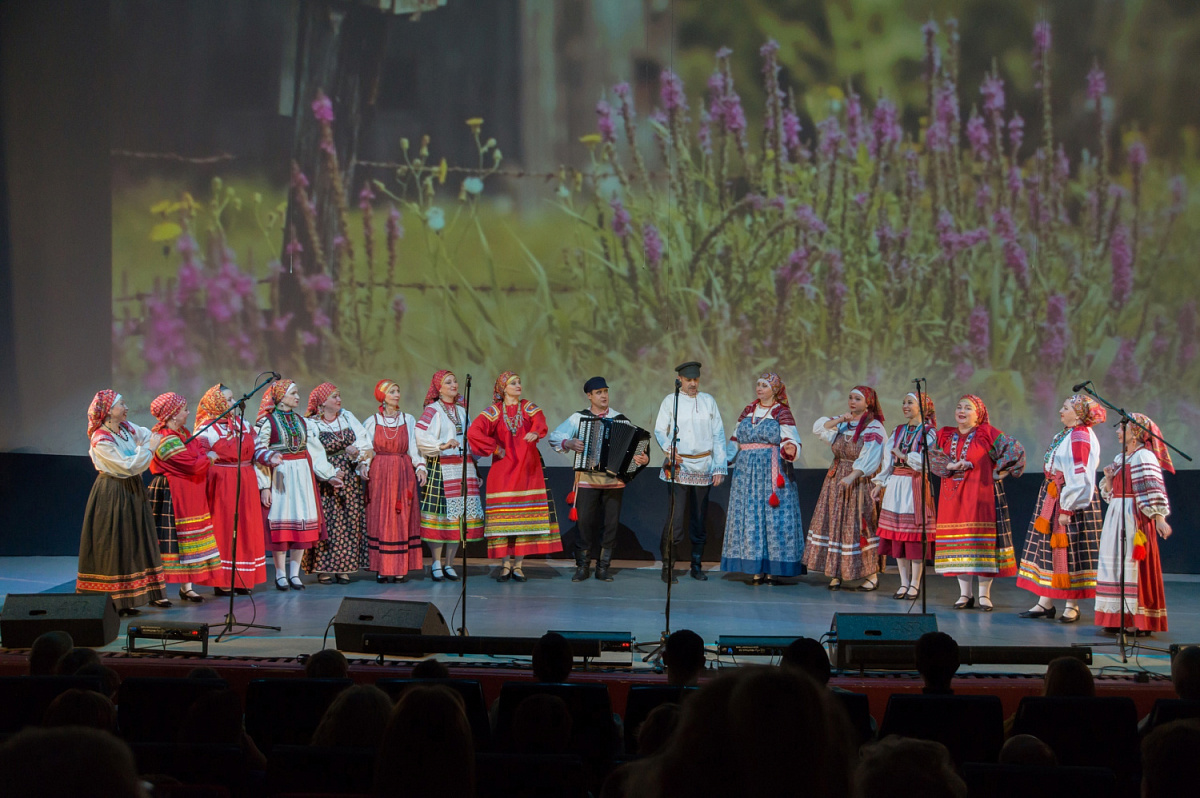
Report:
76,389,168,615
361,379,427,583
802,386,887,591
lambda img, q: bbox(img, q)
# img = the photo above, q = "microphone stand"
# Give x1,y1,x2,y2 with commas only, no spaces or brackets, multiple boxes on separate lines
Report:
1079,383,1191,662
183,372,281,641
913,378,931,615
641,378,682,665
457,374,472,637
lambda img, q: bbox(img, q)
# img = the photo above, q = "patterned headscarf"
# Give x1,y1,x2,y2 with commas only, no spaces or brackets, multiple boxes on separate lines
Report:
87,389,119,439
757,372,790,406
1067,394,1107,427
905,392,937,428
306,382,338,418
194,384,231,433
424,369,465,407
850,385,885,443
959,394,990,426
1132,413,1175,474
150,392,187,433
493,371,519,404
257,379,295,422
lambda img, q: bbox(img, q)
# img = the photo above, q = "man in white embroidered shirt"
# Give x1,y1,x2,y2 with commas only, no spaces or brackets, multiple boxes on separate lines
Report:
654,361,729,583
549,376,650,582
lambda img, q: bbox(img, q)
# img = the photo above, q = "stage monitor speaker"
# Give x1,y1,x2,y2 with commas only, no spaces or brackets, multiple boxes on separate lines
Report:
831,612,938,670
0,593,120,648
333,597,451,654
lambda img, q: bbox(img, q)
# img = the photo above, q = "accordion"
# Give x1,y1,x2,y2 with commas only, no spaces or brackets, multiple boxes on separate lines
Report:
573,417,652,483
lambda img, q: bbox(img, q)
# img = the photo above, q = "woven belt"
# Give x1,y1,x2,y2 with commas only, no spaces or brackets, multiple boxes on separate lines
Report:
677,450,712,459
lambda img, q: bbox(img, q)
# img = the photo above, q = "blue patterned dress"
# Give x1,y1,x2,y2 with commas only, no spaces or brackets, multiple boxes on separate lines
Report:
720,404,805,576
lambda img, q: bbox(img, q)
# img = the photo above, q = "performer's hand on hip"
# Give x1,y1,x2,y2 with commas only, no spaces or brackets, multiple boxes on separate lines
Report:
712,474,724,487
260,488,272,509
564,439,585,453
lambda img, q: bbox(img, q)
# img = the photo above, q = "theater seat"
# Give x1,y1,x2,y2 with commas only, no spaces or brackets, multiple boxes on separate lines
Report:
878,694,1004,765
475,752,588,798
376,677,491,750
622,685,696,755
1010,696,1138,780
118,676,228,742
243,678,353,752
961,763,1117,798
0,675,104,734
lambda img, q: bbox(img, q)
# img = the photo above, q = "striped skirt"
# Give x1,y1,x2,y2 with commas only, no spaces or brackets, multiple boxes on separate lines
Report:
148,475,222,585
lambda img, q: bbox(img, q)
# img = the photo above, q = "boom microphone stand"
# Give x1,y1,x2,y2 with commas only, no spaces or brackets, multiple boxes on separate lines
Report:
184,372,281,641
1077,382,1190,662
457,374,472,637
913,377,932,615
641,378,683,665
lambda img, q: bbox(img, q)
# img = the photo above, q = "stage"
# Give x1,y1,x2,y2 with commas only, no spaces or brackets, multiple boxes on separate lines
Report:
2,556,1196,677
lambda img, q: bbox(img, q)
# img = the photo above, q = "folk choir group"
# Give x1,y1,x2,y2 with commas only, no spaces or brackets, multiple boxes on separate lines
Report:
77,361,1174,635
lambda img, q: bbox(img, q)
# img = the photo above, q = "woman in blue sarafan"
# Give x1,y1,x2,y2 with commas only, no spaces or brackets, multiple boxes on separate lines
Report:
721,372,805,585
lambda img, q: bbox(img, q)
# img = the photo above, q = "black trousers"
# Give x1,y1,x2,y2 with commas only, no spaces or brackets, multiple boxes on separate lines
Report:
660,482,710,563
574,487,623,562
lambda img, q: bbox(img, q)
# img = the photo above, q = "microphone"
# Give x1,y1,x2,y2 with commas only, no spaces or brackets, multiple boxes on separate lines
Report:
465,374,471,384
269,371,281,380
912,377,926,384
675,378,682,389
1072,380,1091,392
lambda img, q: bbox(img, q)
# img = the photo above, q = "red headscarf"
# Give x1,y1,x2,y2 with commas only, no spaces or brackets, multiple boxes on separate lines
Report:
850,385,884,443
194,384,231,433
87,389,119,439
150,392,187,433
1067,394,1107,427
493,371,518,404
905,392,937,428
306,382,338,418
424,370,465,407
960,393,990,426
374,379,399,414
1132,413,1175,474
257,379,295,422
757,372,790,406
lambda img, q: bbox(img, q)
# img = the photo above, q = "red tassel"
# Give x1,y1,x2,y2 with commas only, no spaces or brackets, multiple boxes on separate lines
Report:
860,535,869,549
768,492,780,507
566,491,576,505
569,507,578,521
776,474,785,488
1133,543,1146,561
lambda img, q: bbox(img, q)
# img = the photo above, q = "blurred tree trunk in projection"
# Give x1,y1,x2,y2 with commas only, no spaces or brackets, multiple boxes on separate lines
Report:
282,0,446,371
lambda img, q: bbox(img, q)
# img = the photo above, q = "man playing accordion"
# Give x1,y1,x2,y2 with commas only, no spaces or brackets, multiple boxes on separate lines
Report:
549,376,650,582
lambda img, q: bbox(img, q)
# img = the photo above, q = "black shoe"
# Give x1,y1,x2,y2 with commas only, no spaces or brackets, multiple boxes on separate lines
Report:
442,565,460,581
377,574,389,584
1017,606,1056,619
1058,607,1081,624
572,565,591,582
511,567,527,583
316,574,333,585
431,563,445,582
117,607,141,617
275,577,290,591
288,576,306,590
954,596,976,610
856,579,879,592
178,587,204,603
234,587,252,596
151,599,172,608
594,564,613,582
661,567,678,584
751,574,766,586
214,587,233,597
978,597,994,612
497,565,512,582
765,576,779,586
690,565,708,581
335,574,351,585
395,574,407,583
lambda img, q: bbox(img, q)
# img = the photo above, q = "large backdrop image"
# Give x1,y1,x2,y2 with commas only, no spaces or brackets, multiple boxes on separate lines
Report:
110,0,1200,465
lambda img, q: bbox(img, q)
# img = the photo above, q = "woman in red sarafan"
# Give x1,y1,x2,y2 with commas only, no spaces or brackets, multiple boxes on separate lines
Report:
147,392,222,604
193,383,274,593
467,371,562,582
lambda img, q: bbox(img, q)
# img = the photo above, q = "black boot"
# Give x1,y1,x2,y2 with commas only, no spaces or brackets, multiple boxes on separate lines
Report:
594,549,614,582
572,553,591,582
661,565,678,584
690,552,708,581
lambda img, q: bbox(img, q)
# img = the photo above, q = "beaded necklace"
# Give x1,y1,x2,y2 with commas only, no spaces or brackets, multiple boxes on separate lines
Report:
275,410,305,452
318,411,345,433
896,423,921,453
108,423,131,443
1043,426,1073,472
503,401,522,437
750,402,775,426
377,409,402,442
439,400,462,435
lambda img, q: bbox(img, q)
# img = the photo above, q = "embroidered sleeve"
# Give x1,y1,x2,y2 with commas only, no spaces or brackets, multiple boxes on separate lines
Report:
852,420,886,476
927,429,956,478
1131,450,1171,520
873,428,899,487
467,411,500,458
155,435,187,461
812,417,838,444
1058,428,1097,513
777,406,801,463
989,433,1026,478
90,435,153,477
